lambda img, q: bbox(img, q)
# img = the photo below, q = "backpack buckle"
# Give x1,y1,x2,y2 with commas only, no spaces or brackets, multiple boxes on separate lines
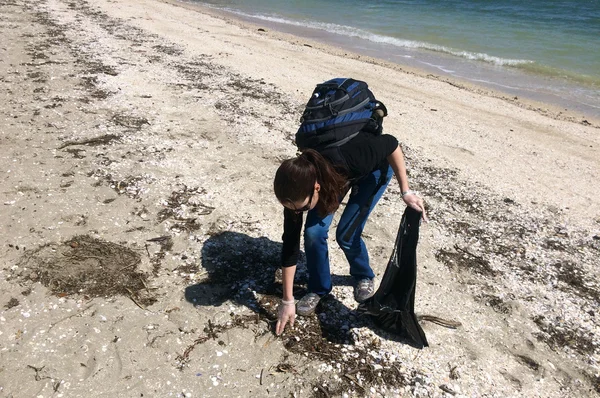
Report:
328,103,338,116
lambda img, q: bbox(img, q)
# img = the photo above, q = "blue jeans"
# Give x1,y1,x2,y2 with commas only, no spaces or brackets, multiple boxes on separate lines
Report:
304,165,394,296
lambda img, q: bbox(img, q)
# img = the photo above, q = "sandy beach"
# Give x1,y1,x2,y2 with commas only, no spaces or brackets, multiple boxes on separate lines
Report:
1,0,599,396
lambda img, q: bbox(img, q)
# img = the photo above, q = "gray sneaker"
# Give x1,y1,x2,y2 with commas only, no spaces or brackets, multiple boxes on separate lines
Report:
296,293,322,316
354,278,375,303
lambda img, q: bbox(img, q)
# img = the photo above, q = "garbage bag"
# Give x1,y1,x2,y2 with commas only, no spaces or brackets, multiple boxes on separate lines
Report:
357,207,429,348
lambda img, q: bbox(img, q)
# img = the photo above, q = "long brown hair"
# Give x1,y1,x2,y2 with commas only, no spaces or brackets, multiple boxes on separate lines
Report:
274,149,347,216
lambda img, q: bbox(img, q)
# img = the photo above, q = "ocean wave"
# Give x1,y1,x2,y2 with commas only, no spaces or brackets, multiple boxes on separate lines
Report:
220,8,534,67
514,62,600,88
211,5,600,89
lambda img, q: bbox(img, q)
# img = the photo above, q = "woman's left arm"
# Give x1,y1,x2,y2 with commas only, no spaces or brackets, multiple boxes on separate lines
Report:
387,145,428,222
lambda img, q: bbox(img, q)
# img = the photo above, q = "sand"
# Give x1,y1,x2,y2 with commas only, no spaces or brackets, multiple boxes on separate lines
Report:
0,0,599,396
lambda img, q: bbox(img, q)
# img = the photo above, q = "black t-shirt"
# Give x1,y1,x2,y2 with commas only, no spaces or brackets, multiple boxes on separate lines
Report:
280,132,399,267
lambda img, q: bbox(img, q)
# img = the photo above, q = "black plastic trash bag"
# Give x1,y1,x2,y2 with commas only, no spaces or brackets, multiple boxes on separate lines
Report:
357,207,429,348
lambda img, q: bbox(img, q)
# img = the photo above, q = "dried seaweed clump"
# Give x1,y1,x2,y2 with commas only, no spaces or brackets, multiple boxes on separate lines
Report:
15,235,155,305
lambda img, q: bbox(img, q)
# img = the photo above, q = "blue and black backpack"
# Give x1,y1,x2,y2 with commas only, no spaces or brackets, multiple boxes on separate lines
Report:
295,78,387,152
296,79,389,237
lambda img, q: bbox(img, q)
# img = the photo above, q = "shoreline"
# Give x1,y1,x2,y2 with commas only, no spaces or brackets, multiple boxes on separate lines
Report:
1,0,599,396
170,0,600,127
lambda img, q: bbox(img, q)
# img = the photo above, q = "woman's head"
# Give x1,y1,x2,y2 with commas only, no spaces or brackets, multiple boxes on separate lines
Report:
274,149,347,216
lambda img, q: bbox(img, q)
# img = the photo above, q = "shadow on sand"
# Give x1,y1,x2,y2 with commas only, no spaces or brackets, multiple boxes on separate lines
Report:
185,231,422,349
184,231,361,346
181,231,420,393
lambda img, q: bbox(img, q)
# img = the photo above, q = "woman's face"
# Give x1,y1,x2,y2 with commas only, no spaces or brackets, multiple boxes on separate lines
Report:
282,184,320,213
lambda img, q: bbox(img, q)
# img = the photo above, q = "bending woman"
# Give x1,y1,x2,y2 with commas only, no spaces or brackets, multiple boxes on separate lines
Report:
273,131,426,335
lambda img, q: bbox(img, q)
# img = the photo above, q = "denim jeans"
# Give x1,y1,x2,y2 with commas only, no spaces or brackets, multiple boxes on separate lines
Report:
304,165,394,296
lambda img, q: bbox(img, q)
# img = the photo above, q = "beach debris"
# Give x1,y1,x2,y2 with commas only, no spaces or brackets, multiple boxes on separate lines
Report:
125,287,147,311
146,235,173,275
4,298,19,309
448,363,460,380
175,315,259,370
260,368,264,385
439,384,457,395
57,133,120,149
26,365,61,391
12,235,156,306
110,113,149,131
153,44,184,56
88,169,156,199
157,185,213,232
436,244,500,277
147,235,173,244
315,384,330,397
275,363,296,373
515,354,541,371
417,315,462,329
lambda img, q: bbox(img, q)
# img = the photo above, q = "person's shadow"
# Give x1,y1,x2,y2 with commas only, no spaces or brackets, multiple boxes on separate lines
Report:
184,231,359,345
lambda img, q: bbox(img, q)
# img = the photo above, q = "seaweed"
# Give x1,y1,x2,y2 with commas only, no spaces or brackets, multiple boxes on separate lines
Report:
14,235,155,306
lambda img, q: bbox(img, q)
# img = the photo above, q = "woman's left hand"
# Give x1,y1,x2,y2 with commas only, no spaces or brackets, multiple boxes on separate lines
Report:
386,147,428,223
403,192,428,222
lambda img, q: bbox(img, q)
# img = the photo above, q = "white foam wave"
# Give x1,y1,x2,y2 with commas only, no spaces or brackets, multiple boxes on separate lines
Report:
419,61,456,74
222,8,533,67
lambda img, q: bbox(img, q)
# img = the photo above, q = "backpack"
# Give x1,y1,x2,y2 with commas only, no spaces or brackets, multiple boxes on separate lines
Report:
295,78,387,151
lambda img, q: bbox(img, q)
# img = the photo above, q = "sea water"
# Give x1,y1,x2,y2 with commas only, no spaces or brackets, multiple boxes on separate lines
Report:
191,0,600,119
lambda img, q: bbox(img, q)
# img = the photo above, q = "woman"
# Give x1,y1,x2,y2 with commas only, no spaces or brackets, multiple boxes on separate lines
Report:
273,131,427,335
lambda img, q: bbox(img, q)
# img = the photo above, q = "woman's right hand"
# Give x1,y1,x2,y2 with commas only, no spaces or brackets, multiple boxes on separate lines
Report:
276,301,296,335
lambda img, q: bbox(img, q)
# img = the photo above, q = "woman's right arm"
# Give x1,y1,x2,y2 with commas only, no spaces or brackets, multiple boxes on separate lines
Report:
276,265,296,335
282,265,296,302
277,208,302,335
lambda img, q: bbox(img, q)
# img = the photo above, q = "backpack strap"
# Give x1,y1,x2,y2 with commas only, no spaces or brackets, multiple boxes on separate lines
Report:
322,131,360,149
306,97,372,121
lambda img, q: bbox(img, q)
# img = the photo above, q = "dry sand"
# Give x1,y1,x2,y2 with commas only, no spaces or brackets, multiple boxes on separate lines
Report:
0,0,599,397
